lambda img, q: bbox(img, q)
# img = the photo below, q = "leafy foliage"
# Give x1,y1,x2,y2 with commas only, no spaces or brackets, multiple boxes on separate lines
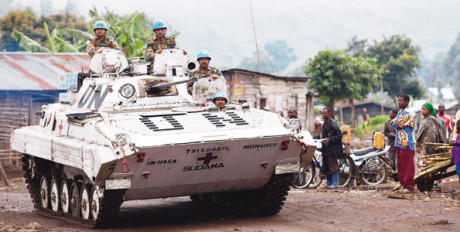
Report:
12,22,78,53
305,49,380,116
0,8,38,51
355,115,387,137
88,6,156,57
366,35,423,105
1,7,164,58
11,29,49,52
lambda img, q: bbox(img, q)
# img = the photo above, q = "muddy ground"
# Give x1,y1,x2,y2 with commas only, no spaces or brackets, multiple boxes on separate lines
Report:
0,170,459,232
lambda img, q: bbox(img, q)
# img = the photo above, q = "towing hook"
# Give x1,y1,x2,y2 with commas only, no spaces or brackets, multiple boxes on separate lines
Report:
121,157,129,173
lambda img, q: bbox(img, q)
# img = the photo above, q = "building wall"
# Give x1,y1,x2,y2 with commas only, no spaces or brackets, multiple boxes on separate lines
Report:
222,69,313,131
0,90,63,170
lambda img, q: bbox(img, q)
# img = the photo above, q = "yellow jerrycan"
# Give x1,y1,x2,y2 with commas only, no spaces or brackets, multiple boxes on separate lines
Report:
341,125,351,154
373,131,385,150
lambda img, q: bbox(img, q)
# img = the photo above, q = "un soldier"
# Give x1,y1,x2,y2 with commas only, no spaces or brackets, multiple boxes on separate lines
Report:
86,21,120,57
145,20,186,63
213,92,227,111
188,50,223,94
190,50,223,80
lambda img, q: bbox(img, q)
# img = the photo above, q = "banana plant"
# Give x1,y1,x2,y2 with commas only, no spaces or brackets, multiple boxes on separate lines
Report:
11,29,50,52
12,22,79,53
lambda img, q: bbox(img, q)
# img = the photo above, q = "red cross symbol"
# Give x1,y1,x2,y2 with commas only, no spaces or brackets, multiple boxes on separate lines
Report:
58,120,63,135
197,152,218,164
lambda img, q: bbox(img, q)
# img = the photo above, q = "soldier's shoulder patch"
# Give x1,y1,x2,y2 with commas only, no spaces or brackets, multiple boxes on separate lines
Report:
87,37,97,44
145,38,155,44
209,66,219,72
166,36,176,43
106,36,115,41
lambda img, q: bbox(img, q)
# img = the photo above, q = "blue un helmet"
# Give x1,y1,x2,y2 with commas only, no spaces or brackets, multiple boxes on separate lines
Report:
213,92,227,103
197,50,211,61
152,20,167,30
93,21,108,31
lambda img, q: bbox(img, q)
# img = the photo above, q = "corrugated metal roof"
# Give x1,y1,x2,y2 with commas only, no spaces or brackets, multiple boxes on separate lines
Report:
0,52,90,90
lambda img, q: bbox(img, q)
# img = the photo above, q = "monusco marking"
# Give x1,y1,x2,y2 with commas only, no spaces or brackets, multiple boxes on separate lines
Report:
243,143,278,149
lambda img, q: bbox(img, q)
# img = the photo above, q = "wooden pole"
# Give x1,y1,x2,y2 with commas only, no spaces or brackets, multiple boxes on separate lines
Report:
0,163,9,186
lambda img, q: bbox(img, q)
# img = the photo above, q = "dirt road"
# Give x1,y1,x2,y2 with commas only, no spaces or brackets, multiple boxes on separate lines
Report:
1,174,459,232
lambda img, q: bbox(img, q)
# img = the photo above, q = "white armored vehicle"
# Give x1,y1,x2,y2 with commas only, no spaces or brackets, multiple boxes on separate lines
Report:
11,49,316,228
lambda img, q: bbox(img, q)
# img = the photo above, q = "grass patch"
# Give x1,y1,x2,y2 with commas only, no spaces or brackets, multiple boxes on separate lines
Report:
354,114,387,137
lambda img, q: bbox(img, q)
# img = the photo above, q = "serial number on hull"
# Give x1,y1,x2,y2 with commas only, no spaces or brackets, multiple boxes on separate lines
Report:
185,146,230,154
146,159,177,165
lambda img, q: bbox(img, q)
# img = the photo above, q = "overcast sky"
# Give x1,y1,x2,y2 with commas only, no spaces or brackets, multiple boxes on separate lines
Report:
9,0,460,72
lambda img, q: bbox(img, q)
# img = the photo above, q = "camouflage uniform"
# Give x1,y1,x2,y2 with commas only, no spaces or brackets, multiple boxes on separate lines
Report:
86,36,119,57
145,36,176,62
190,66,223,79
188,66,223,94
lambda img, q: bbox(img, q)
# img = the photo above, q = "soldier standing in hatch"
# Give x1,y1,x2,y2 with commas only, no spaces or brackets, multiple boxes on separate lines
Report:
86,21,120,58
145,20,186,64
187,50,223,94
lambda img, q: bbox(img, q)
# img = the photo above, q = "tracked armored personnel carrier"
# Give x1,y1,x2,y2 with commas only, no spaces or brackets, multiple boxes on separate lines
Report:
11,48,316,228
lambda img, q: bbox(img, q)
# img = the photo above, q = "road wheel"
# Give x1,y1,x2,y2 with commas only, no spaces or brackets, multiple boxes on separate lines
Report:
60,180,70,213
80,184,91,220
91,186,101,221
50,176,60,212
39,174,50,209
70,182,81,217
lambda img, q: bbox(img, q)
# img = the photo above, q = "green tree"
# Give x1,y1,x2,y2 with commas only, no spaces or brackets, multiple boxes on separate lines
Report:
12,22,79,52
305,49,380,118
365,35,423,106
0,8,38,51
346,37,381,124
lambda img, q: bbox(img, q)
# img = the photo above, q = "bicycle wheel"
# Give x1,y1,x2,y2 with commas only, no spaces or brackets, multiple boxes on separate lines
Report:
307,160,323,189
359,157,388,185
337,154,354,188
292,163,314,189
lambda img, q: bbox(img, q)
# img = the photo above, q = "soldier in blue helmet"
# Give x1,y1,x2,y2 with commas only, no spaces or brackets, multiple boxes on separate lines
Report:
86,21,120,57
145,20,186,63
187,50,224,94
213,92,227,110
190,50,223,80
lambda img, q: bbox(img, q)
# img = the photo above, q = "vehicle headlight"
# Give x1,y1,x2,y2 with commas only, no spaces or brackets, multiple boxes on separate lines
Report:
116,133,129,146
120,84,135,98
286,119,302,132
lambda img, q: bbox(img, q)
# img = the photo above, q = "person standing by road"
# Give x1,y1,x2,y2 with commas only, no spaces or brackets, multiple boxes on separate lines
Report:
454,96,460,140
437,103,453,141
449,119,460,194
384,109,397,170
416,103,446,155
314,108,342,189
392,94,416,192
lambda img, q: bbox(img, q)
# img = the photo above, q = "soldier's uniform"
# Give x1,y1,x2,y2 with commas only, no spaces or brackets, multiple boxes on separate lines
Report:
190,66,223,79
86,36,119,57
145,36,176,62
187,66,224,94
